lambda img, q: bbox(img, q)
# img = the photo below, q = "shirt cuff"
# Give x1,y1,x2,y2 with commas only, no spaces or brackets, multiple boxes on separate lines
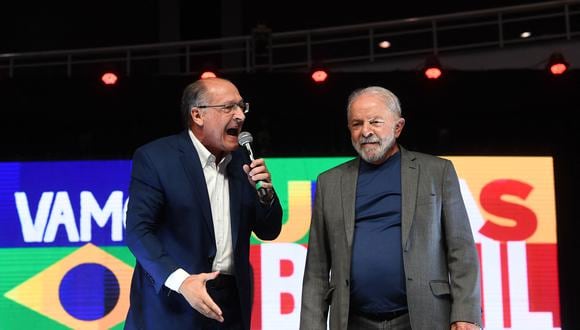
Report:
164,268,190,292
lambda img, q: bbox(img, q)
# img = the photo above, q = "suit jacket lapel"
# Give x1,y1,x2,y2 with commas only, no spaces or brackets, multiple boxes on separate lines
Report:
177,131,215,239
342,158,359,249
227,153,243,250
400,147,418,249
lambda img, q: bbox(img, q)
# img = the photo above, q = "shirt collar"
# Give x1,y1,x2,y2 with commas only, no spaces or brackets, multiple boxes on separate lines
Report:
188,130,232,168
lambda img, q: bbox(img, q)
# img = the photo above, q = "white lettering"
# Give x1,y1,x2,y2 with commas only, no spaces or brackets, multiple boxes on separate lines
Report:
14,192,53,242
261,243,306,330
44,191,79,242
80,191,124,242
461,179,558,329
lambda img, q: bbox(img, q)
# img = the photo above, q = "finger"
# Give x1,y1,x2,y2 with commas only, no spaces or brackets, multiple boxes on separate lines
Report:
249,167,271,180
201,295,224,320
242,164,251,175
245,163,273,187
250,172,271,183
200,271,222,318
204,271,220,282
247,164,265,176
198,302,224,322
206,302,223,320
250,158,265,168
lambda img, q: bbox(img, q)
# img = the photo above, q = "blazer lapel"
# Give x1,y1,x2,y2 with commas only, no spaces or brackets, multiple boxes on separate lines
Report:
227,154,243,250
342,158,359,249
177,131,215,239
400,147,418,250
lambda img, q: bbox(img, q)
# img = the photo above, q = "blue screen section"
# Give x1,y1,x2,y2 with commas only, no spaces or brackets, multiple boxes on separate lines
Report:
59,263,120,320
0,161,131,247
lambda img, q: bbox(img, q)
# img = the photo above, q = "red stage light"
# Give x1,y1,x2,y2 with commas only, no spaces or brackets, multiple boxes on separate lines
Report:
311,70,328,83
200,71,217,79
423,55,442,80
550,63,567,75
425,67,442,79
547,53,568,76
101,72,118,85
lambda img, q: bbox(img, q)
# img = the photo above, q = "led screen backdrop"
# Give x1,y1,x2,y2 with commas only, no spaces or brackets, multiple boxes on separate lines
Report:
0,157,560,329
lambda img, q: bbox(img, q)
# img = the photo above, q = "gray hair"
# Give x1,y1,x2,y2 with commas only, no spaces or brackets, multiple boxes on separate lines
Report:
347,86,402,117
180,77,233,128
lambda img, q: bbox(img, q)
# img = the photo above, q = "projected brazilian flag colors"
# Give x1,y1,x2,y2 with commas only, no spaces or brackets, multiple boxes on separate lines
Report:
4,244,132,329
0,157,560,329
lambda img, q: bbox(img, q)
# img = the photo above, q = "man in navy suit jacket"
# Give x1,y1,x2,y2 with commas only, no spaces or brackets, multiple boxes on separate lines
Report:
125,77,283,329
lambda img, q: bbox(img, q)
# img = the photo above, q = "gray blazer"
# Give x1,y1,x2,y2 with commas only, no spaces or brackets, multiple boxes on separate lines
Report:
300,147,481,330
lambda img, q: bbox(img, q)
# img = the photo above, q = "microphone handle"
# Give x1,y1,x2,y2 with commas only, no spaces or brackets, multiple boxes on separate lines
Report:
244,144,255,161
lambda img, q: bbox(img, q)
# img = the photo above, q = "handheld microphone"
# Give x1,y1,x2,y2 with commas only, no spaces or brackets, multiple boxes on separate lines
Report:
238,131,269,199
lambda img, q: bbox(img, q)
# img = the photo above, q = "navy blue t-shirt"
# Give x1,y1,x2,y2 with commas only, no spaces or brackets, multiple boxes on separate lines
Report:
350,151,407,313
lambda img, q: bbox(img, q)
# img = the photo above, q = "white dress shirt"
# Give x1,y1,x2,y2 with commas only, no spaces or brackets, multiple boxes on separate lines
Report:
164,130,235,292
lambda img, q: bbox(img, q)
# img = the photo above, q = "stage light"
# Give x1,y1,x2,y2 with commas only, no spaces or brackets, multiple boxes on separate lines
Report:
311,69,328,83
423,55,442,80
425,67,442,79
378,41,391,49
520,31,532,38
200,71,217,79
101,72,118,85
547,53,568,76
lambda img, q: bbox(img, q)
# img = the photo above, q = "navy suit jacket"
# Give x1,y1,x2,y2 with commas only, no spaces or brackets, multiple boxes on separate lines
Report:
124,131,283,330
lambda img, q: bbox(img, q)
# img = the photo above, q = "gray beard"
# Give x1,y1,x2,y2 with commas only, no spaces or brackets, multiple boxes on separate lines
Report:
352,134,395,163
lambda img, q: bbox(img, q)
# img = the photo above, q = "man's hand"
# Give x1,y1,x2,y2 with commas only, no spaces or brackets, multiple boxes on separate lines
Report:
451,321,481,330
179,271,224,322
242,158,273,190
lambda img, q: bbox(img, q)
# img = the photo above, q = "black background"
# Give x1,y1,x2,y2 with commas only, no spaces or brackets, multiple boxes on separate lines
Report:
2,0,549,52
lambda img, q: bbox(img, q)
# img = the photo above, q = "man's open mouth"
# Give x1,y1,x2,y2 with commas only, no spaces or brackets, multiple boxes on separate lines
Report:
226,128,239,136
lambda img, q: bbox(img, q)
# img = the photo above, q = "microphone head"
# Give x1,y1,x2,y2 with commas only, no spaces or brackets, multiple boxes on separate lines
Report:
238,131,253,146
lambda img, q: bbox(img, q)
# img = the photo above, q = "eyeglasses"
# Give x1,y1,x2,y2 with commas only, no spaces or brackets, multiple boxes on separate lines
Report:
194,100,249,114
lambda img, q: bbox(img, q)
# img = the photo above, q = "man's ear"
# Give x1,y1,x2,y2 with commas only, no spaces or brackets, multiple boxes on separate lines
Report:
191,108,204,126
395,118,405,137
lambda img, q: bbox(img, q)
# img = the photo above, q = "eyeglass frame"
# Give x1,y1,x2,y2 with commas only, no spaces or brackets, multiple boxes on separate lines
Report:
193,100,249,114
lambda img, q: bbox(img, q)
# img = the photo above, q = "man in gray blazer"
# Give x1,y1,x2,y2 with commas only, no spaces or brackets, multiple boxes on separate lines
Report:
300,86,481,330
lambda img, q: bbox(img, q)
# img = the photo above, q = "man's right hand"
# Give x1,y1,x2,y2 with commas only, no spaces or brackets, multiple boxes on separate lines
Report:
179,271,224,322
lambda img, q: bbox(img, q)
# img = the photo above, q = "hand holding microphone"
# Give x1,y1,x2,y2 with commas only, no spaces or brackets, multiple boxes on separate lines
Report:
238,131,274,203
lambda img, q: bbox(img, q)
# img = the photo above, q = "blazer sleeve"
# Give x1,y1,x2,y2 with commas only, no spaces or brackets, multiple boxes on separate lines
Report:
300,175,331,329
125,147,180,293
252,191,283,241
441,159,482,326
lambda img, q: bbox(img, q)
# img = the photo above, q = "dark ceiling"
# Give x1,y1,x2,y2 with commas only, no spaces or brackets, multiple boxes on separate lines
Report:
2,0,550,53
